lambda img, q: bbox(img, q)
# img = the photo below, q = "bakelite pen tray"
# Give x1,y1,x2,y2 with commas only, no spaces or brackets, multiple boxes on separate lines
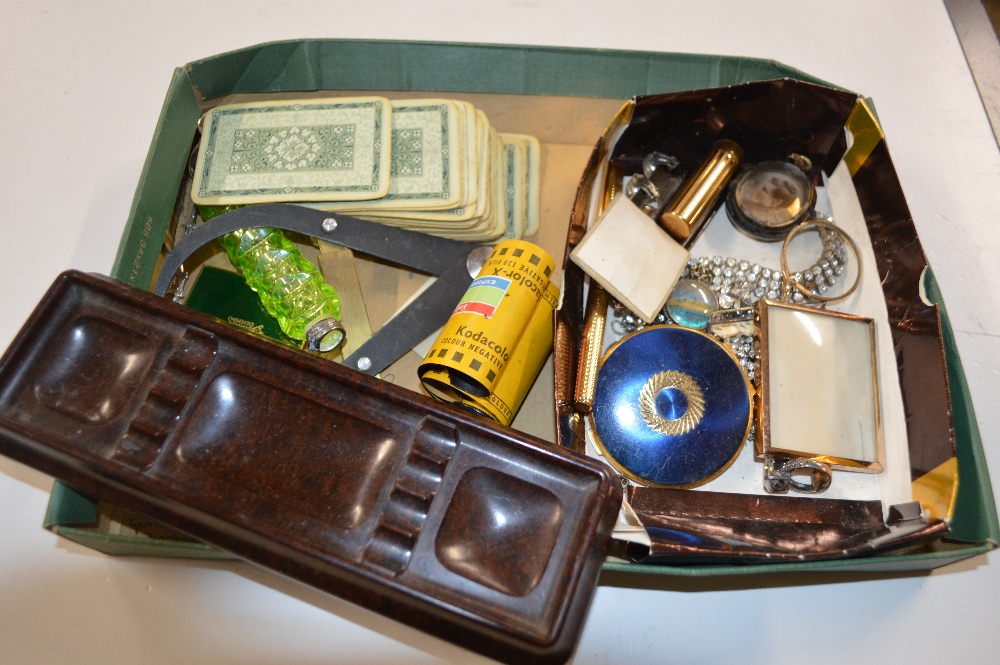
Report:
0,271,622,665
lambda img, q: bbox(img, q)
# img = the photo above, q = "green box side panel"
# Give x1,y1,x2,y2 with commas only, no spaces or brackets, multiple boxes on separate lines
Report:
110,67,201,288
865,96,879,120
44,482,233,558
50,526,237,560
600,544,992,580
185,39,830,100
924,269,1000,544
43,482,99,527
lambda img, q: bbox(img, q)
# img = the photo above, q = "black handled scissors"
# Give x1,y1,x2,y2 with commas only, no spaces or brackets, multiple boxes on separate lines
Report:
154,203,492,376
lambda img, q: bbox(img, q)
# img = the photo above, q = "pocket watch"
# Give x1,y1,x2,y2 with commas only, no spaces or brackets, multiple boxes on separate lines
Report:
726,159,816,242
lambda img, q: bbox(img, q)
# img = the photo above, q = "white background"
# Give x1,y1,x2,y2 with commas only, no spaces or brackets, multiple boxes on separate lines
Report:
2,1,999,663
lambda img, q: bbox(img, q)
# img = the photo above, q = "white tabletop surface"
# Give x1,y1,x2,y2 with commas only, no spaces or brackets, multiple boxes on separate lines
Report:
2,1,999,663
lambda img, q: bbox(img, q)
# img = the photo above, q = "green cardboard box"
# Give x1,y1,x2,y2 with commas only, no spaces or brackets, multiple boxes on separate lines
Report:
44,39,997,577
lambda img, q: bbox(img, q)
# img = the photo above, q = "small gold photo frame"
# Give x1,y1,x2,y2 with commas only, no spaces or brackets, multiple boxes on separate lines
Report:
755,299,883,472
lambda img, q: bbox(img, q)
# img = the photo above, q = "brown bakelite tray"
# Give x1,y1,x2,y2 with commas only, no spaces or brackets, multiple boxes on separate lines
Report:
0,270,622,665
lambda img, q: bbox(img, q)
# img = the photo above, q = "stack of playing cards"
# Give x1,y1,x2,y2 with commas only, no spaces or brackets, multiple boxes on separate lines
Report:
192,97,539,241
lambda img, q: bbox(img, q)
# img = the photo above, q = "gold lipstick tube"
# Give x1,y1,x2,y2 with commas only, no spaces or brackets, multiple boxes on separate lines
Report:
658,139,743,244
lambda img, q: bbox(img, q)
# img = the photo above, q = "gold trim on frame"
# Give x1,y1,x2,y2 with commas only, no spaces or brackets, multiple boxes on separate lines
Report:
755,299,884,473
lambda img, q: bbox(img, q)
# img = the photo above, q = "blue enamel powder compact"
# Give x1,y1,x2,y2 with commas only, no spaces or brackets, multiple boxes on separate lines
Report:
592,325,753,487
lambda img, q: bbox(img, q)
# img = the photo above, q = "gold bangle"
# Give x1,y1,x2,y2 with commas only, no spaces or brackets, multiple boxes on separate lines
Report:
780,219,862,304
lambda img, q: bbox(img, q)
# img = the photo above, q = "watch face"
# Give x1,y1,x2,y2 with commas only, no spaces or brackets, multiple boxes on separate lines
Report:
727,161,816,240
738,170,806,226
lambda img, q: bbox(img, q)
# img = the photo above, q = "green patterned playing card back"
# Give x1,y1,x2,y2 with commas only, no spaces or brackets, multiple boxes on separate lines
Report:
318,99,463,211
192,97,391,204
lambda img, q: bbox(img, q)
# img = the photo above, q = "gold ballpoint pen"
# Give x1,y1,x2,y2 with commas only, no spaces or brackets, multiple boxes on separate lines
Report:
573,161,623,413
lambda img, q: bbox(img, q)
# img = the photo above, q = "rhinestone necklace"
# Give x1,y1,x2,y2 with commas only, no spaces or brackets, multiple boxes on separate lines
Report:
612,225,848,333
609,225,848,384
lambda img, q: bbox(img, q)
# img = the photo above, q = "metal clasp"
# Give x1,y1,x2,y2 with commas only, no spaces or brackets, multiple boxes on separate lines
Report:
763,456,832,494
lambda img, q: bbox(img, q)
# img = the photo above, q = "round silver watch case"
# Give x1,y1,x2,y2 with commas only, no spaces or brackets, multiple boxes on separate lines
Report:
726,160,816,242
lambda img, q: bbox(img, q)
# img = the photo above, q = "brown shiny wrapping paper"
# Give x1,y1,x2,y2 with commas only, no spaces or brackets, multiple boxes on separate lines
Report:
625,486,949,563
556,79,955,562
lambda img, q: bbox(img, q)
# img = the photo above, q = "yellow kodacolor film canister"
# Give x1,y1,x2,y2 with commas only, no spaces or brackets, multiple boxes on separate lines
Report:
418,240,559,425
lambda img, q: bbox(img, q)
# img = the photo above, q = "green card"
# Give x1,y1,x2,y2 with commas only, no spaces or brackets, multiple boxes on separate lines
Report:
185,266,297,347
317,99,464,211
192,96,392,205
